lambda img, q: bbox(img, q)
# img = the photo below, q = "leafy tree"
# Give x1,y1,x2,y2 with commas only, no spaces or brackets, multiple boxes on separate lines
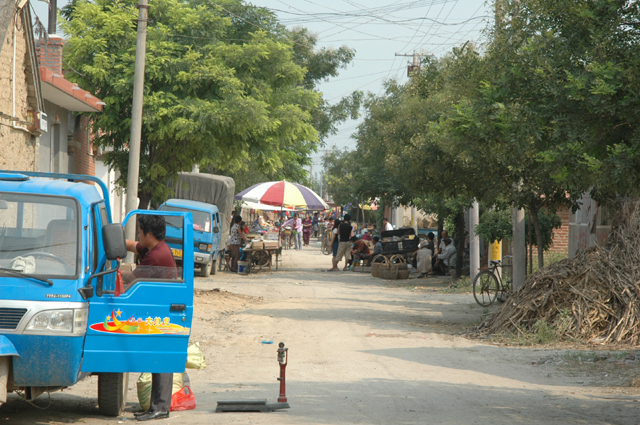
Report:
62,0,357,205
322,147,360,207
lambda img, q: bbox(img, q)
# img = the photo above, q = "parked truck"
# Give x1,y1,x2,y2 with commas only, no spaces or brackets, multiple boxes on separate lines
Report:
166,172,235,274
0,171,195,416
159,199,221,277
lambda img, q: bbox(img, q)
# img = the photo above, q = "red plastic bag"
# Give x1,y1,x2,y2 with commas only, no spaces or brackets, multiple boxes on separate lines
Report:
170,386,196,411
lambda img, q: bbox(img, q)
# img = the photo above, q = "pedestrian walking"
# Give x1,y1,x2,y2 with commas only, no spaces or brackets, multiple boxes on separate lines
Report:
302,213,313,246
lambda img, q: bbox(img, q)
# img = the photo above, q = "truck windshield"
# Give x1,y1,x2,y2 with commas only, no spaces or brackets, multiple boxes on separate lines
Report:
0,193,79,277
159,206,211,233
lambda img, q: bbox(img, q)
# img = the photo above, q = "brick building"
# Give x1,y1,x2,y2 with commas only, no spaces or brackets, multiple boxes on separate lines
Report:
0,1,45,170
36,32,103,174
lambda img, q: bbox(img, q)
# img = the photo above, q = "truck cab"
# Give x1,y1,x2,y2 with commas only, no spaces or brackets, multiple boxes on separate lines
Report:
0,172,195,416
158,199,221,277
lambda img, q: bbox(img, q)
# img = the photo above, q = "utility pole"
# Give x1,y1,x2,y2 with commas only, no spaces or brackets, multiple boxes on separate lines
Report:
512,206,526,289
124,0,149,251
394,51,426,76
47,0,57,34
469,201,480,283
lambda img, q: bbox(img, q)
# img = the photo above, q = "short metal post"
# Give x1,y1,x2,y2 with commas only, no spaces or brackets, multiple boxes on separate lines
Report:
277,342,288,403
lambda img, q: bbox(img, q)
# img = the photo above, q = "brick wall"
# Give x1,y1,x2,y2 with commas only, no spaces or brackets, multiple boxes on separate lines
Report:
527,206,570,258
0,10,38,171
548,206,570,254
36,35,64,75
70,114,96,177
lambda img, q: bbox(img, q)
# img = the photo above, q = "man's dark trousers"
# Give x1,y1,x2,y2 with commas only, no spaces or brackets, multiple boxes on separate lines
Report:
150,373,173,412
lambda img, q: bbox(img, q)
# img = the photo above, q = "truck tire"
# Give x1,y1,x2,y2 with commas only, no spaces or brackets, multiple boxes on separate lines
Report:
201,261,211,277
211,259,217,275
98,372,128,416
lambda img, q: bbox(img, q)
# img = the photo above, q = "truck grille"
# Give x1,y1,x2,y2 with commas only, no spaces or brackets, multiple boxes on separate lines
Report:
0,308,28,330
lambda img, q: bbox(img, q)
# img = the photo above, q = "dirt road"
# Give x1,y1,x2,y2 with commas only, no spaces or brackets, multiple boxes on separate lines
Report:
3,241,639,424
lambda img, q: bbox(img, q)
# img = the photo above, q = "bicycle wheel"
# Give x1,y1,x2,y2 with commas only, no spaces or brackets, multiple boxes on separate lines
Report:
321,237,331,255
473,271,499,307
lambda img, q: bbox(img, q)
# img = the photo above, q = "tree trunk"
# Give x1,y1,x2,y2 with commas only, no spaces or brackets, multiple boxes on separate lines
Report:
454,209,464,279
436,212,444,247
529,206,544,270
138,190,153,210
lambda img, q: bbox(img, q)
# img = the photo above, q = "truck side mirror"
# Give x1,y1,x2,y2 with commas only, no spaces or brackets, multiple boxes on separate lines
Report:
103,223,127,260
213,226,219,233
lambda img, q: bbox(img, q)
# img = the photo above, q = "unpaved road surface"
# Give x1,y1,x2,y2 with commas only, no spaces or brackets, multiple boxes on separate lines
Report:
3,241,639,424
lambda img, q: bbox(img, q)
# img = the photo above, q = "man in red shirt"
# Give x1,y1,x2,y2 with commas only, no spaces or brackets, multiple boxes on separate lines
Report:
123,215,177,421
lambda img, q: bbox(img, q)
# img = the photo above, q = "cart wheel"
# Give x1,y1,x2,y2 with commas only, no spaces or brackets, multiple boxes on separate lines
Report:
98,372,128,416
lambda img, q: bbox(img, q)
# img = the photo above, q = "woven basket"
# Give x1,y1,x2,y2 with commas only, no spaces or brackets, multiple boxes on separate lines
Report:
389,255,408,271
396,269,410,280
379,268,398,280
371,255,388,278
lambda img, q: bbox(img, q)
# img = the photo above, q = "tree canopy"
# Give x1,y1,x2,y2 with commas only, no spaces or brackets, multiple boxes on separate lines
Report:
323,0,640,271
62,0,357,206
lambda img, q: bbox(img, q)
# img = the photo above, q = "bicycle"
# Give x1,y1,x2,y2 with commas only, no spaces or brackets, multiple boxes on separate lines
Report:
320,230,333,255
281,226,293,250
472,256,513,307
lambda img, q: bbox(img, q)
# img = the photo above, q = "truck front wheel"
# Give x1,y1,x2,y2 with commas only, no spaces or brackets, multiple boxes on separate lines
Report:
200,261,211,277
98,372,128,416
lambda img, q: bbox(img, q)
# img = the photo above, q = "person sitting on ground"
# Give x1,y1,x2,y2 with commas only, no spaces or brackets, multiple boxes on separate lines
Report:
361,228,372,241
373,235,383,257
350,235,371,265
433,237,456,275
414,239,433,278
426,232,435,253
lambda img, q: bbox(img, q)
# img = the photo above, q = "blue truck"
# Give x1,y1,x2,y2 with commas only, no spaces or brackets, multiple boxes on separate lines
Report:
159,199,221,277
0,171,195,416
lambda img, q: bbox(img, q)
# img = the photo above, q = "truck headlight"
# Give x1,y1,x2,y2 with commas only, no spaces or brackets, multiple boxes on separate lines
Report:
198,243,211,252
25,308,88,335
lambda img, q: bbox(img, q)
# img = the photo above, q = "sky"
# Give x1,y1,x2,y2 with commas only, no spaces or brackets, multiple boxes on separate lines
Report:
30,0,491,180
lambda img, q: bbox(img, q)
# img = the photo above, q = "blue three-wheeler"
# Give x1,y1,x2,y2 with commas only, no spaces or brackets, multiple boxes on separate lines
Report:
0,171,195,416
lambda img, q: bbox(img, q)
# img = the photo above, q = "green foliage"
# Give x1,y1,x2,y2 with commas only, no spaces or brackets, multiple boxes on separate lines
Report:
475,208,561,252
62,0,356,204
475,209,512,244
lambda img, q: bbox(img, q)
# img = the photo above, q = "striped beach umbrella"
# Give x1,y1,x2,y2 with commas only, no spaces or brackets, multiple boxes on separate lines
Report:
234,181,329,210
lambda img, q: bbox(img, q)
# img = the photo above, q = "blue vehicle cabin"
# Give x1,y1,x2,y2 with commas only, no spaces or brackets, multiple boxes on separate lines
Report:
158,199,221,277
0,171,195,417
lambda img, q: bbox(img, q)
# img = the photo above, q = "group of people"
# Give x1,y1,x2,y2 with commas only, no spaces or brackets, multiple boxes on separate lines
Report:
412,230,457,278
326,214,385,271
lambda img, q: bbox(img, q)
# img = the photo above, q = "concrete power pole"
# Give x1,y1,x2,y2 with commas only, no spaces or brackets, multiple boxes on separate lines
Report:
469,201,480,283
493,0,526,288
512,206,526,289
124,0,149,246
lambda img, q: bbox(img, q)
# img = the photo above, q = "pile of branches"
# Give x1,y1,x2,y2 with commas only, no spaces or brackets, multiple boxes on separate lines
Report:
480,199,640,344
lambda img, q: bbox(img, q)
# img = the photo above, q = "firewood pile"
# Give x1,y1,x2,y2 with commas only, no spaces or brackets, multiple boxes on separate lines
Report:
479,199,640,344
